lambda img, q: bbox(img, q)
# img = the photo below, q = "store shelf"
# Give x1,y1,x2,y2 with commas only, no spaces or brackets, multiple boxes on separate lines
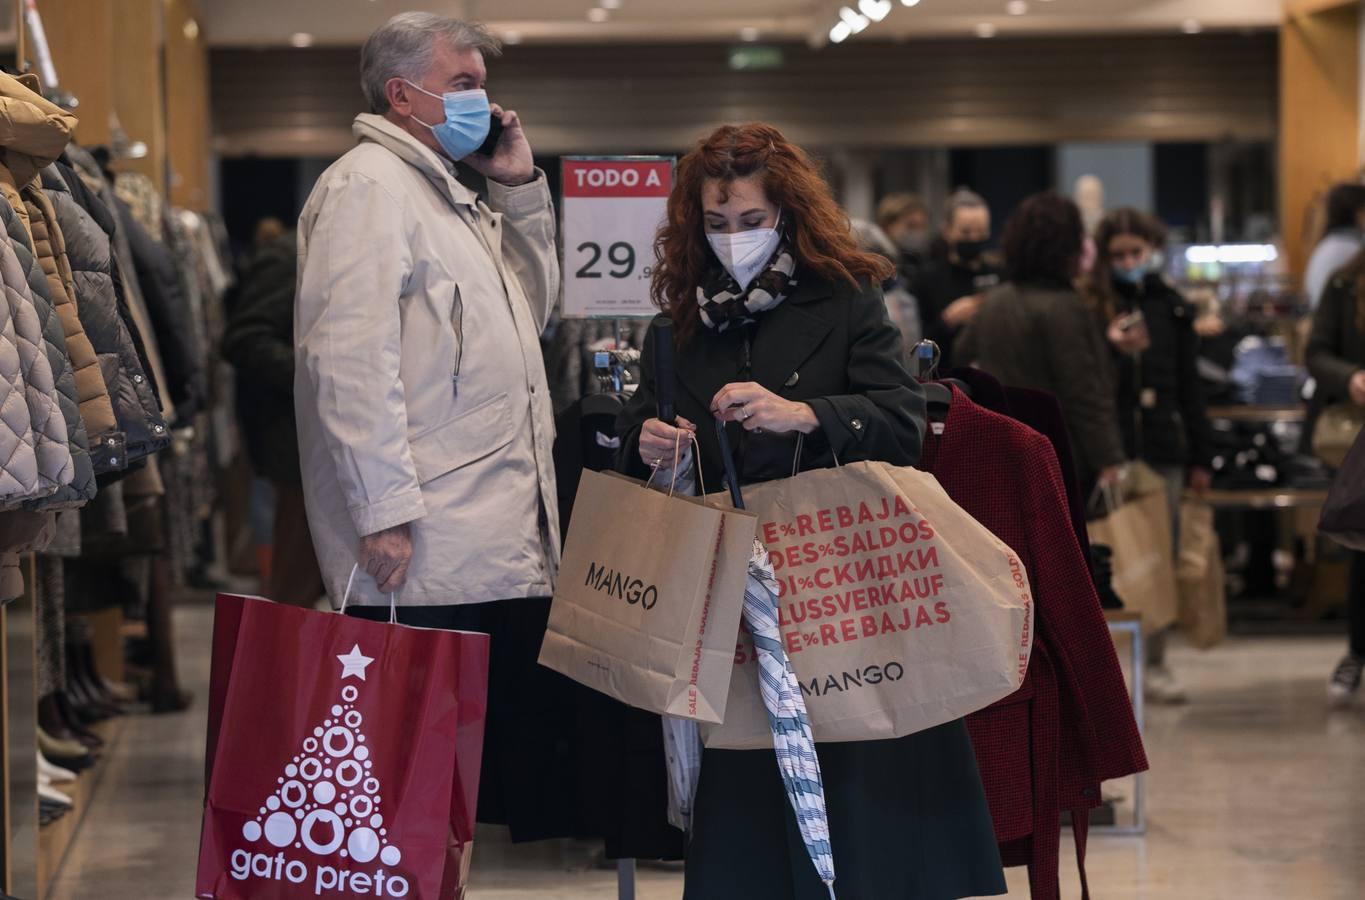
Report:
1202,488,1328,510
37,717,125,896
1207,406,1305,424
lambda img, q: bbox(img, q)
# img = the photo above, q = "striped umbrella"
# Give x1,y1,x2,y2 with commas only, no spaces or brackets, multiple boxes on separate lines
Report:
743,538,837,898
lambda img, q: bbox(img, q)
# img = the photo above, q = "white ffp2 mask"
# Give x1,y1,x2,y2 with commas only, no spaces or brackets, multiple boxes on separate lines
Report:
708,222,781,291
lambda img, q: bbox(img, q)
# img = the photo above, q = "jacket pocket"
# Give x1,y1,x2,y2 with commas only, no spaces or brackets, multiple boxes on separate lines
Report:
409,392,515,485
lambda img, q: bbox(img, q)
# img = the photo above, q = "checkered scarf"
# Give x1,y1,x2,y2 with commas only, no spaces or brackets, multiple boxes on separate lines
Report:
743,538,837,897
696,246,798,333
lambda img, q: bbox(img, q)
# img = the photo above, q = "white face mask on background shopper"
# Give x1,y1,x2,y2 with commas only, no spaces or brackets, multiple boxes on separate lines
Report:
708,213,782,291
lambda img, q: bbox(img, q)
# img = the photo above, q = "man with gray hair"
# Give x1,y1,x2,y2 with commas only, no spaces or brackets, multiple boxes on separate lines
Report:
294,13,570,832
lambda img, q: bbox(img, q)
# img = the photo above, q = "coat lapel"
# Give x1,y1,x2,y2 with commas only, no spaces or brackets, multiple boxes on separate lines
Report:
751,279,836,392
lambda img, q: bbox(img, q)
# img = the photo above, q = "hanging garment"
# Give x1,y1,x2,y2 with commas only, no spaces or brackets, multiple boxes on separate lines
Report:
0,224,67,503
920,386,1147,898
0,73,117,474
42,166,169,468
0,196,93,509
115,196,206,420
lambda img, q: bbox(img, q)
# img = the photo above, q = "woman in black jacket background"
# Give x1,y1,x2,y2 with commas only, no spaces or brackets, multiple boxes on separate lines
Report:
1306,252,1365,707
1085,208,1214,705
618,122,1004,900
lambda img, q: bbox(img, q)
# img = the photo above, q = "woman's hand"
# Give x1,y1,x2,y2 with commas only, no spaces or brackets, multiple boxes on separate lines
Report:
638,416,697,468
1350,370,1365,407
1107,317,1151,354
711,383,819,435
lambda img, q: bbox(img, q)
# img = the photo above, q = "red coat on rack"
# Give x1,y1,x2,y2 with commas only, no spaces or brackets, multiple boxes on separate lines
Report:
921,387,1147,898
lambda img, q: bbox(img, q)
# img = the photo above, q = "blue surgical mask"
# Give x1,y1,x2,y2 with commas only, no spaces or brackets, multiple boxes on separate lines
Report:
404,80,491,161
1114,261,1152,286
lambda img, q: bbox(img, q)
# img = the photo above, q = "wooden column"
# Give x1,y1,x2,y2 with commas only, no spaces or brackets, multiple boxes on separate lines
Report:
1280,0,1362,275
34,0,114,146
111,0,168,196
164,0,212,212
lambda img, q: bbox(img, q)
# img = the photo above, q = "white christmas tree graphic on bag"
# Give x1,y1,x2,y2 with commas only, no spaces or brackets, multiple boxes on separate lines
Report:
240,644,403,869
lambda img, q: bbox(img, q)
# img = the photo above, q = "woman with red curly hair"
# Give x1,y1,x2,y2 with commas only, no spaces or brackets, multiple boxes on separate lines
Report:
616,123,1005,899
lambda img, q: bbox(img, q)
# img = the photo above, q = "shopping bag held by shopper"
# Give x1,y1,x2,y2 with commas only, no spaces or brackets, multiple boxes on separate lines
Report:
1176,499,1228,649
196,569,490,899
702,446,1034,749
1087,464,1179,634
540,434,757,724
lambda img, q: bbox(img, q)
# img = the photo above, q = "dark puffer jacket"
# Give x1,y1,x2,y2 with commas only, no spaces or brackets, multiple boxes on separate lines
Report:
0,194,94,507
41,166,168,469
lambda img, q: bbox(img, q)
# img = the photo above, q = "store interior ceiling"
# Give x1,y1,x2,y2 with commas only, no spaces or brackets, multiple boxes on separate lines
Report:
198,0,1281,47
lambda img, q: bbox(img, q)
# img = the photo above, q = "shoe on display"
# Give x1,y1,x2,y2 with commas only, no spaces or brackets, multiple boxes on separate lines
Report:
1145,664,1189,705
37,752,77,785
1327,655,1364,708
37,726,92,761
38,781,73,808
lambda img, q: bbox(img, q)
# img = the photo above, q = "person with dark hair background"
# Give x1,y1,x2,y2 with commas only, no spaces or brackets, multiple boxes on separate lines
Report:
619,121,1004,900
912,189,1001,370
1085,207,1213,704
955,191,1125,492
1306,183,1365,310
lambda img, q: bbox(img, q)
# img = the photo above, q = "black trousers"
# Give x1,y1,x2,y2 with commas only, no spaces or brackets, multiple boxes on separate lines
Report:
346,597,584,842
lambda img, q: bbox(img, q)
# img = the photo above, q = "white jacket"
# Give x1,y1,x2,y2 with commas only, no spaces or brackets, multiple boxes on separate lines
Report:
296,114,561,608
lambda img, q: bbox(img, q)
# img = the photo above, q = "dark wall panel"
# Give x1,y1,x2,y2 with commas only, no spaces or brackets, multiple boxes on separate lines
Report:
211,33,1278,158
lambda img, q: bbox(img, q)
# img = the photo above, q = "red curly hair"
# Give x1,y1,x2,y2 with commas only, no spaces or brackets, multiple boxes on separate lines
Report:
652,123,893,343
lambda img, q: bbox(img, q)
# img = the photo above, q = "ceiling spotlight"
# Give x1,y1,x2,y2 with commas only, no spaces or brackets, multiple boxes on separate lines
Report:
588,7,609,23
830,21,853,44
182,18,199,40
289,32,314,48
1007,1,1028,14
975,23,998,38
839,6,871,33
739,26,761,42
503,30,523,45
601,0,623,8
859,0,893,22
1182,18,1203,34
902,0,921,6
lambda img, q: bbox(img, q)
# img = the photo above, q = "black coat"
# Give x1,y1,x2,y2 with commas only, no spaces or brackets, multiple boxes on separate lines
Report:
1307,268,1365,402
616,274,927,487
911,255,1003,371
221,236,300,484
1106,274,1213,468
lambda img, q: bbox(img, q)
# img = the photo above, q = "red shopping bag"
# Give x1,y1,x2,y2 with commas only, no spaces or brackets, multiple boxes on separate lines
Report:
195,590,489,899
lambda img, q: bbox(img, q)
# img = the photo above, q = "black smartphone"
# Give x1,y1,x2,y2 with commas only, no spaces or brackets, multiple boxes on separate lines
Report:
477,114,504,156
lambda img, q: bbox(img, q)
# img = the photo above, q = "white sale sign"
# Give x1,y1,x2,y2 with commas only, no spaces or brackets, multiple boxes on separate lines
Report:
561,157,674,318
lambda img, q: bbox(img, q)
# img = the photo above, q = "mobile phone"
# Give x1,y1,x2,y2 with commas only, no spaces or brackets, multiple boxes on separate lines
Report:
477,114,504,156
1117,311,1145,332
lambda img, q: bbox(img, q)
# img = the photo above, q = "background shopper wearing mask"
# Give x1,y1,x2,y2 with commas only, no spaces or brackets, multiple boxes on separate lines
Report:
956,191,1126,492
1086,207,1214,704
913,189,1002,370
1305,183,1365,310
618,122,1004,900
295,12,581,842
876,191,932,286
1306,249,1365,706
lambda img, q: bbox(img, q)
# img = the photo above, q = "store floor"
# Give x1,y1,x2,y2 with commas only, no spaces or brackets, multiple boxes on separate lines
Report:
46,599,1365,900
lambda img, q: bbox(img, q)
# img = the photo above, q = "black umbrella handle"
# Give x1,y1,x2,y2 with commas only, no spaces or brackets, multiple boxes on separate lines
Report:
714,419,746,510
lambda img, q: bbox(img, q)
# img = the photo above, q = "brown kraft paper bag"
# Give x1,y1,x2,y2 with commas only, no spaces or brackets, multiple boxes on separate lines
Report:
1177,499,1227,649
1088,473,1179,634
539,469,757,724
701,460,1033,749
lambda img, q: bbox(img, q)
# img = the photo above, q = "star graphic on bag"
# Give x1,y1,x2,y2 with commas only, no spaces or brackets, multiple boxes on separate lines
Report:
337,645,374,681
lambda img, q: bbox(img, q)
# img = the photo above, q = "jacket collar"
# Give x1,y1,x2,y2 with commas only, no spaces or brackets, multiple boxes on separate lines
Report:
352,113,480,210
0,73,77,188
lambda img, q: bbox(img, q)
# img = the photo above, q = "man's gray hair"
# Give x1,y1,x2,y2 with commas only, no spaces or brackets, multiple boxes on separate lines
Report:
360,12,502,114
944,188,988,227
